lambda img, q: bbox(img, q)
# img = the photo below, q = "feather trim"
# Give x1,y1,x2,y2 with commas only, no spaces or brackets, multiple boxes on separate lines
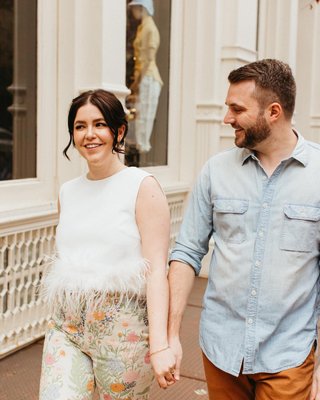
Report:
40,254,150,314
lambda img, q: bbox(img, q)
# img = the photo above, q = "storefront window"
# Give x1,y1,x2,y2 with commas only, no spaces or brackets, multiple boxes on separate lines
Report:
0,0,37,181
125,0,171,167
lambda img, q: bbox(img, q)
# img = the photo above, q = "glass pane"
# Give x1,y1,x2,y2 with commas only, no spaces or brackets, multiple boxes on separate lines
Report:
0,0,37,181
125,0,171,167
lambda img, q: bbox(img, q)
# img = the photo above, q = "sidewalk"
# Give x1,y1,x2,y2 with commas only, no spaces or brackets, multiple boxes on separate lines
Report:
0,277,208,400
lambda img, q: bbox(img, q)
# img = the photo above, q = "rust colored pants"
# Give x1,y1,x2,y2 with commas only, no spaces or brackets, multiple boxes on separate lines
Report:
202,347,315,400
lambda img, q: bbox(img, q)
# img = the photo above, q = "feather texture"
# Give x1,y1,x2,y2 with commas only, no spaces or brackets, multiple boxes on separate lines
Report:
40,254,150,313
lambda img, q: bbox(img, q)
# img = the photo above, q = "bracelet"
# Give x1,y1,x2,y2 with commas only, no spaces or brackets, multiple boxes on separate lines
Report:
149,345,170,357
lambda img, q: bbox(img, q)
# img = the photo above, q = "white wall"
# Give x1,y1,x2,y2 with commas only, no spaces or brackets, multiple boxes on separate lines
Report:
1,0,320,331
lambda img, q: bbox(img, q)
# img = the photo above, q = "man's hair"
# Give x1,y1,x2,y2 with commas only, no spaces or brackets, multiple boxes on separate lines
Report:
228,59,296,119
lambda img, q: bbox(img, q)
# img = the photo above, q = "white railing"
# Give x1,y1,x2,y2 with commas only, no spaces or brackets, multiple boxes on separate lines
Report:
0,189,188,358
0,225,56,358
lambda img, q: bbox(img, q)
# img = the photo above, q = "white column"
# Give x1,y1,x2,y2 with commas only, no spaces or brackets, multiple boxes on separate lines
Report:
177,0,198,183
101,0,129,101
295,1,320,142
309,6,320,142
220,0,259,150
73,0,129,103
194,0,223,173
258,0,299,69
221,0,258,64
56,0,82,185
74,0,103,91
195,0,222,104
56,0,129,185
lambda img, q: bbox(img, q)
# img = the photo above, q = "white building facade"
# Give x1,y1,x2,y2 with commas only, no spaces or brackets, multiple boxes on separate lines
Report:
0,0,320,357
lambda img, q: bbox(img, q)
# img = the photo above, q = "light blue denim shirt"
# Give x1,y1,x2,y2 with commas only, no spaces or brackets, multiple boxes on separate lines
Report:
170,132,320,376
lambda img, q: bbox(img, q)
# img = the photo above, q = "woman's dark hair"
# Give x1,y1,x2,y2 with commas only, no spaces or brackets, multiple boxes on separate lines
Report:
63,89,128,160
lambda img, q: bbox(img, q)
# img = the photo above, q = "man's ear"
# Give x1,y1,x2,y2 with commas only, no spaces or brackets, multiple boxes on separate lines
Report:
268,102,282,121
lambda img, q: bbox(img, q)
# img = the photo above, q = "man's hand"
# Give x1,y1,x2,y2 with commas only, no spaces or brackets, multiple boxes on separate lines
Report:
310,363,320,399
168,336,183,381
167,261,195,381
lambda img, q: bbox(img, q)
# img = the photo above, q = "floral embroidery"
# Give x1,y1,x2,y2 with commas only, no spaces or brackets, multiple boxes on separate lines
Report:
39,294,153,399
110,382,126,393
123,370,140,383
86,379,95,392
93,311,105,321
144,351,150,364
44,353,55,365
47,320,55,329
127,332,140,343
65,323,78,334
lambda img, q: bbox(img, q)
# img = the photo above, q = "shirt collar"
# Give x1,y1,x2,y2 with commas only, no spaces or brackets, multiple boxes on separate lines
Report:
290,130,308,166
240,129,308,167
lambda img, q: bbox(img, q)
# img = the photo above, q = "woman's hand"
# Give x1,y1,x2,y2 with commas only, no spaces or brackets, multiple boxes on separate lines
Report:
151,347,177,389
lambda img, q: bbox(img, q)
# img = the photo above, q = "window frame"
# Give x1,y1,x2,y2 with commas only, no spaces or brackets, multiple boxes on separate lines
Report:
136,0,184,186
0,0,58,222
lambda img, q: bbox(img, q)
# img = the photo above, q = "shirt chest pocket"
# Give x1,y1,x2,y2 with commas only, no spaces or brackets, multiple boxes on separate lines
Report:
213,199,249,244
280,204,320,252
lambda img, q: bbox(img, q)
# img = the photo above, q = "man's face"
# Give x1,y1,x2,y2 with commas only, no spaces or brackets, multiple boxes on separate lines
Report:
224,80,271,150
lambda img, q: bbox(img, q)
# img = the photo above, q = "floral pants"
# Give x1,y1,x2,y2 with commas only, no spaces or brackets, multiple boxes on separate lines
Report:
39,294,154,400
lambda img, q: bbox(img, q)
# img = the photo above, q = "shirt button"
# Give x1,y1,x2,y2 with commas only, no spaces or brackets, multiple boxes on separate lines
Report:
258,230,264,237
262,176,267,181
251,289,257,296
248,318,253,324
262,203,268,208
255,260,260,267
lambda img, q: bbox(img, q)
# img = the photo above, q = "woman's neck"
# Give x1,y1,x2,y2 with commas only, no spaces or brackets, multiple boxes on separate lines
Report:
86,157,126,181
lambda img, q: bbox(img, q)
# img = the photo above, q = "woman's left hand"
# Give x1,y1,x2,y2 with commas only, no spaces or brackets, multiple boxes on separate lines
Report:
150,347,177,389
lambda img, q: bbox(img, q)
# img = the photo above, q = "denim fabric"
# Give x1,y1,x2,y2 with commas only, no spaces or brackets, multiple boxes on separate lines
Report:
170,132,320,376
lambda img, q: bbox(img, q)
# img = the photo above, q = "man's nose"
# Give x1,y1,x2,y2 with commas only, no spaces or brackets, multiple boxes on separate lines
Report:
223,109,234,125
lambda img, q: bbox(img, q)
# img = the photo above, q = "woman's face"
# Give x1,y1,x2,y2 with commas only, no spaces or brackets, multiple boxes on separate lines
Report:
73,102,115,165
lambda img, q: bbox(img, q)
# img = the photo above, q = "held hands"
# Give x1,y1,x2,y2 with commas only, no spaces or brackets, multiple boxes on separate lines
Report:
168,335,183,381
150,346,177,389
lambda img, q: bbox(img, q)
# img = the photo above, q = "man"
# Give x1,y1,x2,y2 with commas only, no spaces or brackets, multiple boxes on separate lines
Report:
168,59,320,399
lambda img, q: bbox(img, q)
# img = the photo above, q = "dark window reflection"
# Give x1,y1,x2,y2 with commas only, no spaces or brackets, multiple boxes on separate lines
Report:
0,0,13,180
126,0,171,167
0,0,37,181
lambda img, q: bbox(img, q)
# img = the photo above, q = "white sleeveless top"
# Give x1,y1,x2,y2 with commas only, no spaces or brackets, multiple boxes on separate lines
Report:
42,167,151,308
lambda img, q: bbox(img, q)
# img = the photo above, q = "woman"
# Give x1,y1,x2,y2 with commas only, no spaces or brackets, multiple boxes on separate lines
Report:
39,89,175,399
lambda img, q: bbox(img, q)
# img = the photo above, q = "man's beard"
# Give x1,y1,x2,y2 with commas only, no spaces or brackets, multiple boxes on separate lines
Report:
235,114,271,149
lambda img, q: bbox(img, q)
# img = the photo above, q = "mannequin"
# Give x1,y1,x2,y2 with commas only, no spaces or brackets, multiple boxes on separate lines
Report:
128,0,163,153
